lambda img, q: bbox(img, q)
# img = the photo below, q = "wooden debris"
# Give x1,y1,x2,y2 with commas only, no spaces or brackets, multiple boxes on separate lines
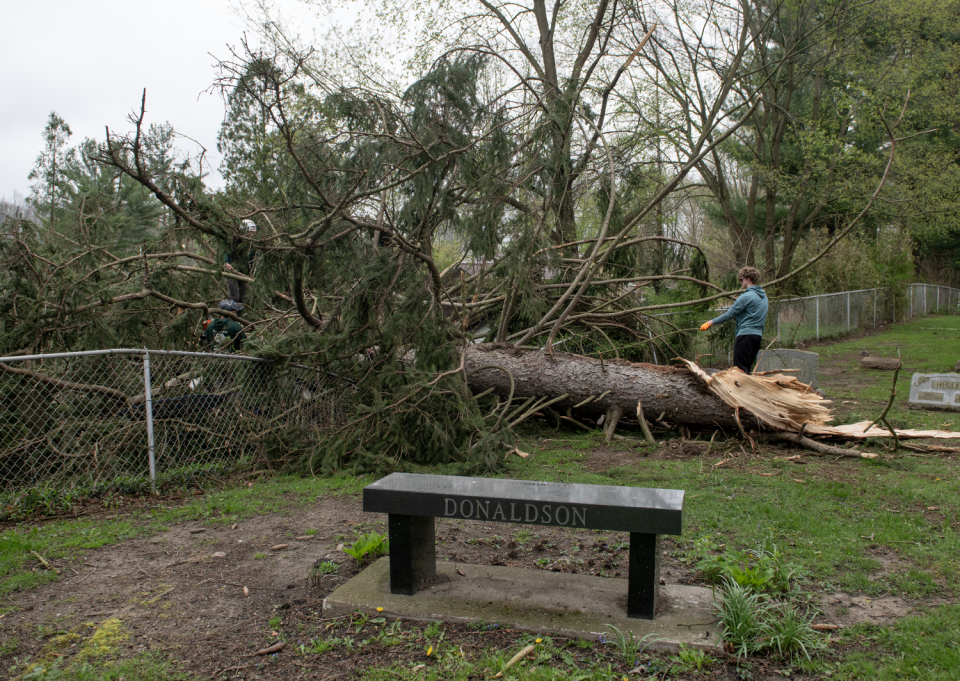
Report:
270,544,288,551
860,357,902,370
30,551,58,573
255,641,285,655
680,360,832,431
491,645,536,678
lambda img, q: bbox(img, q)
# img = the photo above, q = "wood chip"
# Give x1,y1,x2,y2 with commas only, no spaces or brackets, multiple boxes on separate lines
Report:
295,536,314,540
255,641,286,655
189,529,206,534
811,623,840,631
231,523,238,530
491,644,535,678
791,479,805,483
712,459,729,467
243,586,249,597
270,544,288,551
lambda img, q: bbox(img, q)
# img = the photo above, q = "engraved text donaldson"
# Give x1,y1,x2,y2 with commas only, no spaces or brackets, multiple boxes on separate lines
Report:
442,497,587,527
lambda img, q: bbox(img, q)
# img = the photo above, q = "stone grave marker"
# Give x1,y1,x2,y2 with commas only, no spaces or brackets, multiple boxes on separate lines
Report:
909,374,960,410
755,348,819,387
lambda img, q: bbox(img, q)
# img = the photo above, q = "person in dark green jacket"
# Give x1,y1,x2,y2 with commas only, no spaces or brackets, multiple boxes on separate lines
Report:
699,266,768,373
202,301,247,352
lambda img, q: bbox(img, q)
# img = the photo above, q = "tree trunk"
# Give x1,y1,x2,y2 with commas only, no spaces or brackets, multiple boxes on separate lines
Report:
464,344,762,430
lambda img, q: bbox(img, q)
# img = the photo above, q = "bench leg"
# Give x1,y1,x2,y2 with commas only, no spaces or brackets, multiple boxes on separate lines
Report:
387,515,436,595
627,533,661,619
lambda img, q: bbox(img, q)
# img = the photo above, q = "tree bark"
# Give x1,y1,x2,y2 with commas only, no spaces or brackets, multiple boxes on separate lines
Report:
464,344,762,430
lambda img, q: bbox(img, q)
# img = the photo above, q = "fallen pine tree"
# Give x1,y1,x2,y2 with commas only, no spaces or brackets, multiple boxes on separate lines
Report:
464,345,960,458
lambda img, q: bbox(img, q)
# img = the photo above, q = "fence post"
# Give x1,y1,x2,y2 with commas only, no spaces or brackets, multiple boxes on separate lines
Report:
847,292,851,332
143,350,157,494
816,296,820,340
873,289,877,327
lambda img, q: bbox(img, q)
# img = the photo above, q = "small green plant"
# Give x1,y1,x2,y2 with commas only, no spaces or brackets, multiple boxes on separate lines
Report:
676,642,709,671
0,637,18,655
424,620,443,638
514,529,533,543
535,558,549,566
716,580,823,661
315,561,338,575
299,637,339,655
305,528,318,536
254,552,268,559
698,545,802,594
268,614,283,630
716,580,771,657
352,611,370,633
763,603,825,661
22,661,64,680
602,624,662,665
342,531,389,566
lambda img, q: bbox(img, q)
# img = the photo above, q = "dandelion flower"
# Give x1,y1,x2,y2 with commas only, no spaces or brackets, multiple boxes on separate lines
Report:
427,645,433,656
377,607,384,612
535,638,542,643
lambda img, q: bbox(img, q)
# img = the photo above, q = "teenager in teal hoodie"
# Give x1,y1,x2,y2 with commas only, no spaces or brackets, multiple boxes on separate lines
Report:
699,266,768,373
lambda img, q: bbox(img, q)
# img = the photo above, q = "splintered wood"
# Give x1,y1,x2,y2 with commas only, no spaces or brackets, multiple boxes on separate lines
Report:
679,360,831,431
678,360,960,441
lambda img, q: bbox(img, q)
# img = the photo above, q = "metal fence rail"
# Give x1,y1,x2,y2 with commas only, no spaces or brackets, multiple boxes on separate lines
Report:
0,350,348,505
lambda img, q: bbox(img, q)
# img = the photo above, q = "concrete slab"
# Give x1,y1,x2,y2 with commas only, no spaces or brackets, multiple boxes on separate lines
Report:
323,558,720,651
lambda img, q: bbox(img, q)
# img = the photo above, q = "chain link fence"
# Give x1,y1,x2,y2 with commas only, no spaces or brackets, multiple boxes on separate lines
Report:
0,350,349,512
647,283,960,368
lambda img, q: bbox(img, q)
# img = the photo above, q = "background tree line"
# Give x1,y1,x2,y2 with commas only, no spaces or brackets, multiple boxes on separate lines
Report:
1,0,957,472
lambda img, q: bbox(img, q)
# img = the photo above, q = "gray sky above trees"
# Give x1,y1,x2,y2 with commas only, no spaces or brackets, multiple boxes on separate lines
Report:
0,0,290,201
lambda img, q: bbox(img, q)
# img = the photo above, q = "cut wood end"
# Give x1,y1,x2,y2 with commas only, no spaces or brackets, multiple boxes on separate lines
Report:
243,586,249,596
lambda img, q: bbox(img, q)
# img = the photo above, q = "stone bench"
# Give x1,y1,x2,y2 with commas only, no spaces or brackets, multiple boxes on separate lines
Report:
363,473,683,619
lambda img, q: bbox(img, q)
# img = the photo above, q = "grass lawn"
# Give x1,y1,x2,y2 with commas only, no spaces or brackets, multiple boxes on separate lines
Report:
1,315,959,680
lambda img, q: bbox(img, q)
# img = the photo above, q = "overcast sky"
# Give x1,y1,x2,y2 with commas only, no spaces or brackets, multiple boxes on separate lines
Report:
0,1,312,202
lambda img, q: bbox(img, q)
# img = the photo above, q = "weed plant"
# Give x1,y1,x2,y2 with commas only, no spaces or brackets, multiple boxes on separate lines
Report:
342,531,389,566
716,580,823,661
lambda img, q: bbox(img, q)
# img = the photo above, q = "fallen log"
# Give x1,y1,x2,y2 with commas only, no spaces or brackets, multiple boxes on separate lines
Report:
464,344,763,430
860,357,901,371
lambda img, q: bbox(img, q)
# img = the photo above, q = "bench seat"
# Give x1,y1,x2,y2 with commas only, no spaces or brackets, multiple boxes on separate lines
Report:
363,473,683,619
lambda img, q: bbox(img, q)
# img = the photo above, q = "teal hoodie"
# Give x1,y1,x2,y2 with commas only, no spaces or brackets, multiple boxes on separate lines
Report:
711,285,768,337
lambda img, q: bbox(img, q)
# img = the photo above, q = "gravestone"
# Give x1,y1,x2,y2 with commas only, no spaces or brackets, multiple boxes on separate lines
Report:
909,373,960,410
755,348,819,387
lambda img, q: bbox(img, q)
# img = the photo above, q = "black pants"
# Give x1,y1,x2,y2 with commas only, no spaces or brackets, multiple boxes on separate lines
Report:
227,278,248,304
733,334,762,373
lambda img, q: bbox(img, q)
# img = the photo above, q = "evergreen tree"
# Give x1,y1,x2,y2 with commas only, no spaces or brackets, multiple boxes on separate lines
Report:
28,112,77,229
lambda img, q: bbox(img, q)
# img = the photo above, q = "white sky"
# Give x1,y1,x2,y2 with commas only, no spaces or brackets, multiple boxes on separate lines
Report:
0,0,336,202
